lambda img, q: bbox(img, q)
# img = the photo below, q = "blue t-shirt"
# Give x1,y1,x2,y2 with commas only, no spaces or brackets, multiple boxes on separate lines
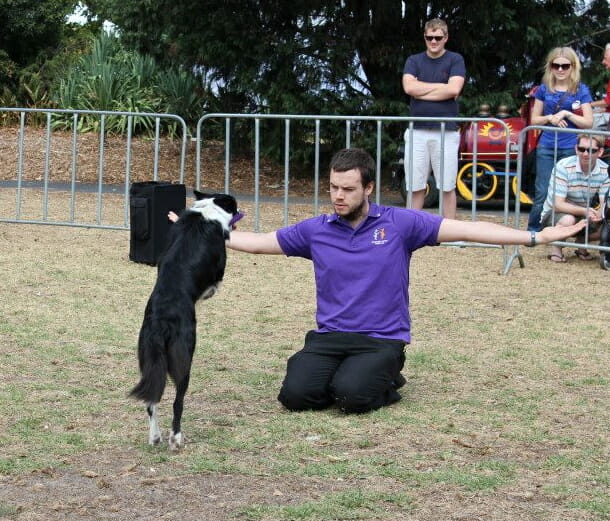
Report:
535,83,593,148
403,50,466,130
276,204,443,343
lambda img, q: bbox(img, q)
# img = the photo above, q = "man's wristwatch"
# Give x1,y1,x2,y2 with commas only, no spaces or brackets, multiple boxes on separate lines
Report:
530,230,537,247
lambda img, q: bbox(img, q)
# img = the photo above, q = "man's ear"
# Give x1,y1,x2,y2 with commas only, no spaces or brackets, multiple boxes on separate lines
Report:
365,181,374,196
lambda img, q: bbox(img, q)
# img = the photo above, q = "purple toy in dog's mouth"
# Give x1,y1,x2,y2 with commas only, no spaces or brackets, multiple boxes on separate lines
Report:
229,211,245,229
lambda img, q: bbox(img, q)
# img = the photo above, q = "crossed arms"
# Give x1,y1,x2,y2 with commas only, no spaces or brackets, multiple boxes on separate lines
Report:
552,196,603,221
402,74,464,101
531,98,594,129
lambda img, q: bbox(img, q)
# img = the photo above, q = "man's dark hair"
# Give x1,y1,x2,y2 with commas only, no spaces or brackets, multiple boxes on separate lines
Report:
329,148,375,187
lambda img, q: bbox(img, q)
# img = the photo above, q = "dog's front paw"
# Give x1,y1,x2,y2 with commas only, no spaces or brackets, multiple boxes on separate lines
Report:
168,430,183,451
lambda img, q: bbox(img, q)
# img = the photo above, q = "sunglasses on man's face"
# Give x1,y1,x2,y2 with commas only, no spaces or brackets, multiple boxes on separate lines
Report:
424,35,445,42
551,62,571,71
576,146,600,154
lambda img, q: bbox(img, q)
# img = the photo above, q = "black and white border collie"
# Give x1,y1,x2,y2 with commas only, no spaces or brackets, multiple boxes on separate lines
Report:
130,190,242,450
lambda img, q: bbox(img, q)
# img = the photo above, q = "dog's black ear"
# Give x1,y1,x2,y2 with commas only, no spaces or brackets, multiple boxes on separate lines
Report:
194,190,215,201
213,194,238,215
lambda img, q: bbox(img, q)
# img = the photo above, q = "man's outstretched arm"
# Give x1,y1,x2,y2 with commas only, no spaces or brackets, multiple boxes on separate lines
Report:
168,210,284,254
437,218,587,245
226,230,284,254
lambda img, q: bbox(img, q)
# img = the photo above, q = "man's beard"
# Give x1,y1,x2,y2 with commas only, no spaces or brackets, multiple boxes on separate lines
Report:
340,198,367,223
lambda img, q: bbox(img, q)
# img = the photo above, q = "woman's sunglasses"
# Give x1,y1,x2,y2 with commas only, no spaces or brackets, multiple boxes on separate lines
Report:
551,62,572,71
424,35,445,42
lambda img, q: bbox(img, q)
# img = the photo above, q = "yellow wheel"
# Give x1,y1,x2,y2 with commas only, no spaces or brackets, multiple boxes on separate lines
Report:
511,176,533,205
456,162,498,202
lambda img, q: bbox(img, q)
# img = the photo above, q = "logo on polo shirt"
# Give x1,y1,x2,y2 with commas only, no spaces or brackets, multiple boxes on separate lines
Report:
371,227,388,245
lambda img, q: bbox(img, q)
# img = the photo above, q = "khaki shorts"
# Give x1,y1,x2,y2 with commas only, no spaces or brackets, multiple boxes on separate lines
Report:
403,128,459,192
540,211,574,227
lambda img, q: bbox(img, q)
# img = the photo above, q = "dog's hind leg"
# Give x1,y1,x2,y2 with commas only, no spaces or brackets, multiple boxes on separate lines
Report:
168,375,190,451
147,403,162,445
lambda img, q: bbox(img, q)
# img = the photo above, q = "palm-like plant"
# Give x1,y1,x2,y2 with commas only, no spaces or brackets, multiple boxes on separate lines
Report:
51,31,203,136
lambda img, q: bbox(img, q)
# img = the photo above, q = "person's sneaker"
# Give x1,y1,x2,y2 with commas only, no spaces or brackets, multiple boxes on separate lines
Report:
393,373,407,389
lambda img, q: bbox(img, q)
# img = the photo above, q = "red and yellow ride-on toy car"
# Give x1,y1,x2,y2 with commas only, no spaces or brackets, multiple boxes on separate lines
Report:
456,100,537,206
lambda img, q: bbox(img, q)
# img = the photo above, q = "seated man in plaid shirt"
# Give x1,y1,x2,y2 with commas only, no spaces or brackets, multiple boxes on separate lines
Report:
541,133,610,262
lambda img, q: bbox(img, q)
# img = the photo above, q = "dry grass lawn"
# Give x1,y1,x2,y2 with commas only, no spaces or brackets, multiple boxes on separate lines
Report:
0,193,608,521
0,124,608,520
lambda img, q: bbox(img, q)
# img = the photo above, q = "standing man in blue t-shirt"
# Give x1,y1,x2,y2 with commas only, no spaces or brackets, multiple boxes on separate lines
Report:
402,19,466,219
207,148,585,415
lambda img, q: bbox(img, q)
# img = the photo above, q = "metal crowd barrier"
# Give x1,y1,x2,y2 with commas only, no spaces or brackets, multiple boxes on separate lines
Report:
3,108,576,275
195,113,513,231
505,125,610,273
0,108,187,230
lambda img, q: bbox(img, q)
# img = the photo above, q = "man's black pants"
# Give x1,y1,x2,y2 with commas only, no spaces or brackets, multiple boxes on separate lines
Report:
277,330,406,414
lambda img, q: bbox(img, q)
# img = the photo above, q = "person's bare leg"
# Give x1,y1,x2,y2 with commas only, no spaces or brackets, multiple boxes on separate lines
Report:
407,189,426,210
548,245,565,262
442,190,457,219
548,216,574,262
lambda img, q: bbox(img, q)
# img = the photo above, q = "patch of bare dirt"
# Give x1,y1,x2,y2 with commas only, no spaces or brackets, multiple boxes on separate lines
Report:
0,445,595,521
0,126,322,197
0,125,401,202
0,453,365,521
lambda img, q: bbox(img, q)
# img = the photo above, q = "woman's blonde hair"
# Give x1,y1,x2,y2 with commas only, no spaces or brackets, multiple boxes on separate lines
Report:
542,47,582,93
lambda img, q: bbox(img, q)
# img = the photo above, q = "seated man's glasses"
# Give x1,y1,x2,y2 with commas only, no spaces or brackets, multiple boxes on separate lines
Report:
576,146,600,154
424,35,445,42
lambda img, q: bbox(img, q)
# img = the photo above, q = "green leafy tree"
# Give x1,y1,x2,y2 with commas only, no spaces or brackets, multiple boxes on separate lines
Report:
0,0,79,102
86,1,608,165
0,0,76,65
57,1,605,174
88,0,608,113
570,0,610,101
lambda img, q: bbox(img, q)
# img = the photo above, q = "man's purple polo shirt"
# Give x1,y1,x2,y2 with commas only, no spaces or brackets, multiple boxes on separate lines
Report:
276,203,443,343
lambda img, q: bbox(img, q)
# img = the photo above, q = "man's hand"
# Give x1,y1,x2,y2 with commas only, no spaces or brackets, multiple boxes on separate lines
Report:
585,207,602,222
537,219,587,243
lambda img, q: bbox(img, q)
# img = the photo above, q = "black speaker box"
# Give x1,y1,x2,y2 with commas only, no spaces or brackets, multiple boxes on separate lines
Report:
129,182,186,265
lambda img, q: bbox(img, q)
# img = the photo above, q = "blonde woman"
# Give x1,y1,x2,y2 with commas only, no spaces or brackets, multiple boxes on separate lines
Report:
527,47,593,231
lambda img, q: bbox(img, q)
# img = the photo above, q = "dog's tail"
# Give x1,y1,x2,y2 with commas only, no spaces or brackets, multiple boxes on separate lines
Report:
130,330,168,403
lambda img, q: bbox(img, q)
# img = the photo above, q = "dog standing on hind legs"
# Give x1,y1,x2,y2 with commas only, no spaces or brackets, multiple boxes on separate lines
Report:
130,190,242,450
